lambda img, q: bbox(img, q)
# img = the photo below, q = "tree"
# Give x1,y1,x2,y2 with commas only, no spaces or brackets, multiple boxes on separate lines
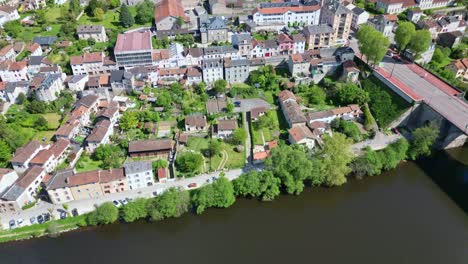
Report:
59,22,76,39
152,159,168,169
36,10,48,26
26,101,47,114
363,104,374,130
331,119,363,142
0,140,11,168
231,128,247,145
233,171,281,201
93,8,105,21
94,144,125,169
176,152,203,174
307,85,327,105
147,188,190,220
350,148,383,177
69,0,81,15
16,93,26,105
191,176,236,214
109,0,120,9
135,0,154,24
194,82,206,95
335,83,369,105
356,25,389,67
205,140,222,158
119,4,135,28
266,145,322,195
87,202,119,225
119,111,138,130
408,125,439,160
395,22,415,51
3,21,23,38
408,30,431,59
213,79,227,95
34,116,49,131
86,0,102,16
121,198,148,222
226,103,234,113
315,134,353,186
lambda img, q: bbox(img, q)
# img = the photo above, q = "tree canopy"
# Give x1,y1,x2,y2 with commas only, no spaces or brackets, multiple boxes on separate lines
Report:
176,152,203,174
87,202,119,225
121,198,148,222
315,133,353,186
231,128,247,145
334,83,370,105
135,0,154,24
408,30,431,59
408,125,439,160
119,111,139,130
233,170,281,201
191,176,236,214
147,188,191,221
356,25,390,67
394,22,415,51
119,4,135,28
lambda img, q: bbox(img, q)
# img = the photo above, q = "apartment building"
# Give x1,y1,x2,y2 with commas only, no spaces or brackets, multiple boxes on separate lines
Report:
231,33,253,57
200,16,229,44
304,24,335,49
76,25,108,42
33,73,66,102
123,160,155,190
320,0,353,44
114,32,153,68
252,1,321,26
70,52,117,75
224,57,250,84
202,58,224,84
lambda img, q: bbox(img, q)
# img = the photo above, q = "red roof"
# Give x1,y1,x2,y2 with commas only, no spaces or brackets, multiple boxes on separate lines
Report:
70,52,103,65
157,168,166,179
114,32,152,53
154,0,189,23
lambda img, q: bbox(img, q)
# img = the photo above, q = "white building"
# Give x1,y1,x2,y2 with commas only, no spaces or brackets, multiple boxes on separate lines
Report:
123,160,155,190
76,25,107,42
70,52,117,75
0,169,19,195
202,58,224,84
252,2,321,26
34,73,66,102
0,6,20,27
0,60,28,82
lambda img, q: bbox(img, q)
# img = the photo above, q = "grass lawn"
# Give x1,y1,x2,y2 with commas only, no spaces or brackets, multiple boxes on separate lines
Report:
76,154,103,173
261,90,275,105
223,143,245,169
42,113,61,129
32,130,55,143
78,7,151,30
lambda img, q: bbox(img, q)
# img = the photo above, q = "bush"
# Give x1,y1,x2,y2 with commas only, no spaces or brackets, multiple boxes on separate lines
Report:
147,188,190,221
331,119,363,142
87,202,119,225
191,177,236,214
121,198,149,223
176,152,203,174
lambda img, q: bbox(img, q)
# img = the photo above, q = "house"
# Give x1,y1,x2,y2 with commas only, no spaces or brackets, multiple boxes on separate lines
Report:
437,16,466,34
250,106,268,121
76,25,107,42
154,0,189,30
3,81,29,103
213,119,237,138
33,36,58,50
186,67,203,85
251,39,279,58
21,0,46,11
0,169,19,195
202,58,224,84
44,169,75,204
278,90,307,128
292,33,306,54
407,8,423,23
200,16,228,44
114,32,153,68
303,24,335,50
203,46,238,59
67,170,104,200
341,60,360,83
417,19,441,39
67,74,89,92
306,104,362,124
437,31,463,48
96,102,120,125
367,14,397,37
0,45,16,61
124,160,155,190
252,1,321,26
184,48,204,67
99,168,128,195
10,141,48,173
54,117,81,140
231,33,253,57
27,55,53,77
253,140,277,164
277,33,295,55
128,139,173,160
157,168,167,183
110,70,134,94
350,6,369,29
27,43,42,56
288,53,310,77
0,5,20,27
33,73,65,102
29,138,70,173
288,124,316,149
320,0,353,44
0,166,46,212
0,60,28,82
85,119,113,152
70,52,117,75
206,98,227,114
185,113,208,133
446,59,468,80
224,57,250,84
375,0,406,14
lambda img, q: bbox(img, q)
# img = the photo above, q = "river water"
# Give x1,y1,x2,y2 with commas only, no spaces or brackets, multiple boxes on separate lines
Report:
1,147,467,264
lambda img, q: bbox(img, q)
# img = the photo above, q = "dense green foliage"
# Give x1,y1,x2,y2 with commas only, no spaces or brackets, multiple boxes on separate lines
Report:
176,152,204,174
331,119,364,142
231,128,247,145
408,125,439,160
408,30,432,59
135,0,154,24
334,83,370,105
362,77,410,127
394,22,415,51
248,65,280,91
147,188,191,221
294,83,327,106
356,25,390,67
87,202,119,225
119,4,135,28
233,170,281,201
191,177,236,214
94,144,125,169
121,198,149,222
213,79,227,94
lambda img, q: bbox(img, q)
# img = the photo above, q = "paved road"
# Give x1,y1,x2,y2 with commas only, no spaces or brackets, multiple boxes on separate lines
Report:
380,58,468,133
0,168,249,229
352,132,401,155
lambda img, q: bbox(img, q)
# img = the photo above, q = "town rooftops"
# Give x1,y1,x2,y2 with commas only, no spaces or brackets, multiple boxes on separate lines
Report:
253,3,320,15
206,98,227,113
114,32,152,53
282,100,307,125
76,94,98,108
203,46,237,56
202,58,224,69
0,168,14,179
305,24,334,35
99,168,125,183
85,119,111,143
154,0,188,23
157,168,167,180
129,139,172,153
278,90,297,103
33,36,57,46
184,47,203,58
185,113,207,127
11,141,45,164
290,53,307,63
450,59,468,70
77,25,104,34
224,57,249,67
54,118,80,137
352,6,366,15
0,45,13,57
200,16,227,31
232,33,252,45
289,125,315,142
186,67,202,77
251,106,269,119
68,74,87,84
16,166,45,189
292,33,306,42
217,119,237,130
123,160,152,175
27,43,41,53
0,5,17,13
70,52,103,65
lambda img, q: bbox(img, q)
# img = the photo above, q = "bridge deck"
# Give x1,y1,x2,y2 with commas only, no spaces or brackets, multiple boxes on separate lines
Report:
379,57,468,133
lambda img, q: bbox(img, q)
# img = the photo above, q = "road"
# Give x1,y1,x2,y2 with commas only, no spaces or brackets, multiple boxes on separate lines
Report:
352,132,401,155
0,168,249,229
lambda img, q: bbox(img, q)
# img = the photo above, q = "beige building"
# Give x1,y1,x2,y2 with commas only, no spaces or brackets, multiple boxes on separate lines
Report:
200,17,228,44
320,0,353,45
304,24,335,50
77,25,107,42
68,170,104,201
99,168,129,195
288,54,310,77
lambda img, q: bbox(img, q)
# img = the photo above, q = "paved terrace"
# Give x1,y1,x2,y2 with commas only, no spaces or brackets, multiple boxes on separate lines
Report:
377,57,468,134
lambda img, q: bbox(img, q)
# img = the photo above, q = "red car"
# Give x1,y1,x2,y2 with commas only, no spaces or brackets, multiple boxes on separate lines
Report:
187,183,197,188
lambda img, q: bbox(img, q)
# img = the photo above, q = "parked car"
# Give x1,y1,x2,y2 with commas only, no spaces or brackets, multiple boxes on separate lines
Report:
392,55,401,62
112,200,120,207
9,220,15,229
187,183,197,188
30,217,36,224
43,213,50,222
60,211,67,220
37,215,44,224
120,199,128,206
71,208,79,217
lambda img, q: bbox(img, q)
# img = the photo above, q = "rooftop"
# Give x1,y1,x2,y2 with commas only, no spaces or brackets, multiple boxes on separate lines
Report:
124,160,153,175
114,32,152,53
129,139,172,153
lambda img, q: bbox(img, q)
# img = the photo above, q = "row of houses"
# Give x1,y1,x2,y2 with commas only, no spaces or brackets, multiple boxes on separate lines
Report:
278,90,362,150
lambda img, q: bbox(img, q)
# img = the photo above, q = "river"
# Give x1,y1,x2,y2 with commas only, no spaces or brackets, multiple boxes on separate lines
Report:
1,147,467,264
